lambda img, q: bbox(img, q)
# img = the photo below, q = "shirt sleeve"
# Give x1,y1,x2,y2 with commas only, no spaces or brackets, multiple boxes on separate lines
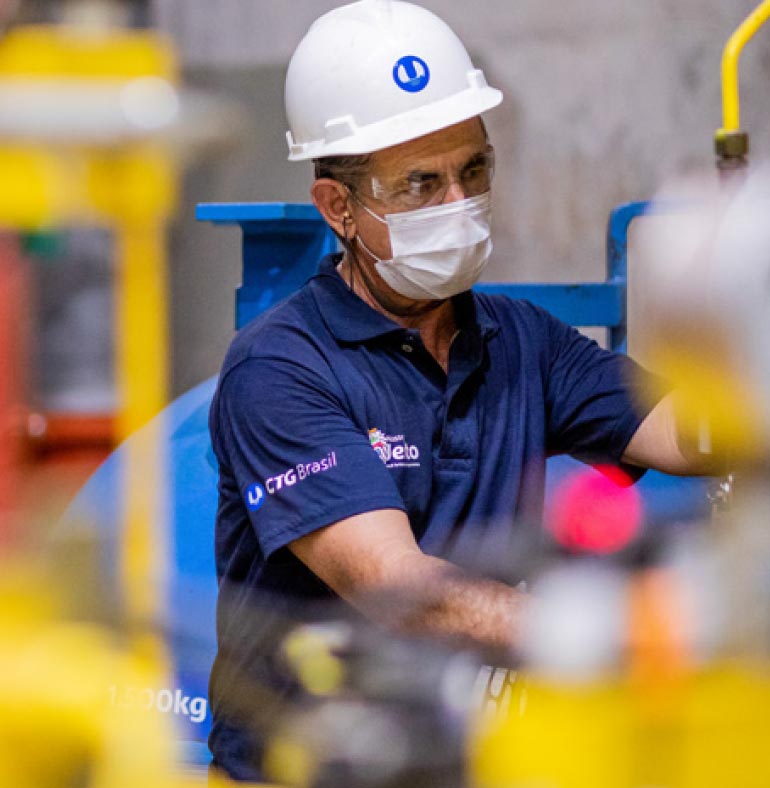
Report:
542,311,667,466
211,356,407,560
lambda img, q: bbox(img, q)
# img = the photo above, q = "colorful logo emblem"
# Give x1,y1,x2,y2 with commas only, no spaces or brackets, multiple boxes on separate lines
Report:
393,55,430,93
368,428,420,469
368,428,392,464
245,482,266,512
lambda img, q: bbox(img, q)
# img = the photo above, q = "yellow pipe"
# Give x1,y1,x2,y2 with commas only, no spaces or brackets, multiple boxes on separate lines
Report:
107,140,176,631
115,221,169,439
720,0,770,133
115,220,169,628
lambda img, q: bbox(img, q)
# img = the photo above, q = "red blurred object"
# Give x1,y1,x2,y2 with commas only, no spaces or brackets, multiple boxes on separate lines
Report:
0,234,115,540
0,233,29,540
547,465,643,554
25,412,115,508
22,413,114,530
27,412,115,453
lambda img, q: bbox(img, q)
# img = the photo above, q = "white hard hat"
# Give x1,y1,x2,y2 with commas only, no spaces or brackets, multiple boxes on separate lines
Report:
285,0,503,161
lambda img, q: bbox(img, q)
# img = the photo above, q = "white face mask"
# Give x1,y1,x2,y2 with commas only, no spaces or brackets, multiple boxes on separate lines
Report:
355,191,493,301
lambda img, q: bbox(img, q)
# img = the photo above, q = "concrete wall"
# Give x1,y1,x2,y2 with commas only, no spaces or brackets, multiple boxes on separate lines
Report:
153,0,770,394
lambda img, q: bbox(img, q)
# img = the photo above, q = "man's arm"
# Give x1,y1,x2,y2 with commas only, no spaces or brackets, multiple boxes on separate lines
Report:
289,509,527,655
622,392,728,476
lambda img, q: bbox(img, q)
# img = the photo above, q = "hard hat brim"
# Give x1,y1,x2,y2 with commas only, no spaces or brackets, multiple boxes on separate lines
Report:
288,85,503,162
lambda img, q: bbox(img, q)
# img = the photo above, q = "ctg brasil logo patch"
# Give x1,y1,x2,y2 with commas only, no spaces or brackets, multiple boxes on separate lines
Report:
393,55,430,93
245,482,266,512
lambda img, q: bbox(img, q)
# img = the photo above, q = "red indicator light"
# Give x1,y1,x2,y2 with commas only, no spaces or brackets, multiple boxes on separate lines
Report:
547,466,643,554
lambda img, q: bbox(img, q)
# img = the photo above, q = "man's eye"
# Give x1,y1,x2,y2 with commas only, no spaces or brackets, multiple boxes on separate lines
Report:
406,173,440,195
464,157,491,178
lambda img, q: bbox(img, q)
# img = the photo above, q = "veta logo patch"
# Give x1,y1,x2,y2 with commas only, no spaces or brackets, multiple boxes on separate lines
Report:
393,55,430,93
368,428,421,469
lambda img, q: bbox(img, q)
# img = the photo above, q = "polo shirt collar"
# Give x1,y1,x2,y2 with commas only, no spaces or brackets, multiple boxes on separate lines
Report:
311,253,500,343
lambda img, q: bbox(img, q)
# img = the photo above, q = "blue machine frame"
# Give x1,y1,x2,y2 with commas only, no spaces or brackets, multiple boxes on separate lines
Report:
195,200,649,352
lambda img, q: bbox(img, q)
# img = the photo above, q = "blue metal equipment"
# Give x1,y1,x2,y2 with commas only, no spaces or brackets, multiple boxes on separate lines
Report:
197,203,338,330
62,200,709,764
195,200,645,351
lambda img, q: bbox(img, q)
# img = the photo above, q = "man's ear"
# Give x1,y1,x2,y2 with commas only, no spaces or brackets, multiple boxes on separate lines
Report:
311,179,356,241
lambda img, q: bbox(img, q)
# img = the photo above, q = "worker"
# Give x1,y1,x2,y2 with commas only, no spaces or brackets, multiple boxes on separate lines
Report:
207,1,714,780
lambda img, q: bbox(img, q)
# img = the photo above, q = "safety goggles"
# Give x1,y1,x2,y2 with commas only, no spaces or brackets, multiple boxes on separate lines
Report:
352,145,495,212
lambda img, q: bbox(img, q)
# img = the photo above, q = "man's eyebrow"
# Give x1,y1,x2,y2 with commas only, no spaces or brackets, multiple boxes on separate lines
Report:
400,150,490,179
381,146,491,184
465,150,489,164
372,167,437,188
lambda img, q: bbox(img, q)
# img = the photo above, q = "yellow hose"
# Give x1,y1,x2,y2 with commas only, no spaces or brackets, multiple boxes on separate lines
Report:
720,0,770,133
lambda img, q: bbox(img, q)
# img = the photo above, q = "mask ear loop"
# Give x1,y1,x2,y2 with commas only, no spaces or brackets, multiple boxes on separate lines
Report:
342,190,401,314
342,210,356,291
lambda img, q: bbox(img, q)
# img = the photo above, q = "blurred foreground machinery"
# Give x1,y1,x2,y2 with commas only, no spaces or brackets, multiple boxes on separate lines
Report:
472,167,770,788
473,4,770,785
0,6,245,787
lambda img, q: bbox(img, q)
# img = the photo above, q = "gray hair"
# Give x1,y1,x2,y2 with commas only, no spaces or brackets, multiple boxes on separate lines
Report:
312,118,490,187
313,154,373,189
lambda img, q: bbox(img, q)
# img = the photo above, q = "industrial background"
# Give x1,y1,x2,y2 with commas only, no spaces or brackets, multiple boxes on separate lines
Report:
152,0,770,393
20,0,770,401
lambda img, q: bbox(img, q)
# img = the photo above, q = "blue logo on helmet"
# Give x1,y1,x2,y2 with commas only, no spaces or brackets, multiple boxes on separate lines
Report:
393,55,430,93
245,482,266,512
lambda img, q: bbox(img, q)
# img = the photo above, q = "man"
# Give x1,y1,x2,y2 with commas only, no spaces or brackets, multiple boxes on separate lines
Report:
208,0,709,779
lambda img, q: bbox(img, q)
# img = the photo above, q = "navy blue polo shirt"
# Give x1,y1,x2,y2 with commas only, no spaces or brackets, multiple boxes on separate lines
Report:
209,252,657,779
211,253,654,599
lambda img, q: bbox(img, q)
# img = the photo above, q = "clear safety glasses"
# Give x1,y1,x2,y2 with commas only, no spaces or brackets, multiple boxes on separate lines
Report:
352,145,495,212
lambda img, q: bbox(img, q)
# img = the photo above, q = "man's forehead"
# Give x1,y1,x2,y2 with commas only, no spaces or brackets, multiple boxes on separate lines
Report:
370,118,487,175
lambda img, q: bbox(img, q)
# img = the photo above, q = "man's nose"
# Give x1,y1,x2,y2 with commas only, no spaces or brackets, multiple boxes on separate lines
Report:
442,180,467,204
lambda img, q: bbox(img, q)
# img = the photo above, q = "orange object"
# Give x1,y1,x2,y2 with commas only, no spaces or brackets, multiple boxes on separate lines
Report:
628,568,691,691
27,412,115,453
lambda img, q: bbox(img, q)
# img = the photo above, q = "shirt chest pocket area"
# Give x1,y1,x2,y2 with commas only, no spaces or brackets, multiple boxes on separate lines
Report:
363,414,434,518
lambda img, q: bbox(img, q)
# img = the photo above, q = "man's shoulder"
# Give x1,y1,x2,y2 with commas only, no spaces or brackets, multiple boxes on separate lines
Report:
473,291,562,341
